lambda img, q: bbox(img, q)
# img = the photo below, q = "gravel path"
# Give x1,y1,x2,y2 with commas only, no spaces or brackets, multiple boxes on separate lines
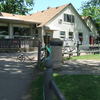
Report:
0,53,37,100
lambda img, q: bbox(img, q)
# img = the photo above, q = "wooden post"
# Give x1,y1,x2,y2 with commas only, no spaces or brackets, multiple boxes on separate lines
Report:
43,39,66,100
44,68,53,100
98,43,100,54
37,40,41,69
77,41,80,56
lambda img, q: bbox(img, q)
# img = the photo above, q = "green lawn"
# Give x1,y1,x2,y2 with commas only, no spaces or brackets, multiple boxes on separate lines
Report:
54,75,100,100
31,74,100,100
67,54,100,60
31,75,43,100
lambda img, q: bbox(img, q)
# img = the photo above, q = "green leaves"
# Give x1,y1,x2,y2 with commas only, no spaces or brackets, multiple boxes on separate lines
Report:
81,0,100,34
0,0,34,15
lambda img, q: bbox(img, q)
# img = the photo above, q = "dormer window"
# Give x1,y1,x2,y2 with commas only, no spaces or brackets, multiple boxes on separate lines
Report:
64,14,74,23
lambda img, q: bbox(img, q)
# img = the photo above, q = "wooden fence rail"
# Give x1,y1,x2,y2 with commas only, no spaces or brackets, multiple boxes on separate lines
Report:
43,60,66,100
63,43,100,57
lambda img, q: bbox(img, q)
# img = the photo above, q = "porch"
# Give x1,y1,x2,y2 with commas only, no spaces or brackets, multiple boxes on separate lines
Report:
0,18,41,52
0,22,39,39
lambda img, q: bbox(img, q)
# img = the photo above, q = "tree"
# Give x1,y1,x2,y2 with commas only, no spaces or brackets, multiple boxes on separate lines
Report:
81,0,100,33
0,0,34,15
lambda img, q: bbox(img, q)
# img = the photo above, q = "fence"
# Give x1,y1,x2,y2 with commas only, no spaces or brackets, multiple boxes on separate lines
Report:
0,39,39,52
63,43,100,57
0,39,20,48
43,62,66,100
79,44,100,54
37,40,66,100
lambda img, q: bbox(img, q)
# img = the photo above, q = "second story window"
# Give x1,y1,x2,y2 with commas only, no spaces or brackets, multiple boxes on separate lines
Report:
64,14,74,23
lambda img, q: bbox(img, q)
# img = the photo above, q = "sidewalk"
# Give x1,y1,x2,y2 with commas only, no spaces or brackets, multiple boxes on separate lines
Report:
0,53,37,100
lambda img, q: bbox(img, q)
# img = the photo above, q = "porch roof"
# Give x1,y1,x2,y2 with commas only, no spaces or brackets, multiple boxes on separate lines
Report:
0,12,40,24
27,4,69,27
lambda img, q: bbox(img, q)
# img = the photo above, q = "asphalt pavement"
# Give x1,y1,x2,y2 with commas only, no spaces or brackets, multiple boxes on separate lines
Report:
0,53,37,100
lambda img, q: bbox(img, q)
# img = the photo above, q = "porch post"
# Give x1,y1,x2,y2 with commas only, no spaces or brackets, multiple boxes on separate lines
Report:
9,23,13,39
30,25,33,36
41,26,45,46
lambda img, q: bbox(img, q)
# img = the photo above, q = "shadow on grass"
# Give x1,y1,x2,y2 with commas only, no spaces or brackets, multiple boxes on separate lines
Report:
54,75,100,100
31,74,100,100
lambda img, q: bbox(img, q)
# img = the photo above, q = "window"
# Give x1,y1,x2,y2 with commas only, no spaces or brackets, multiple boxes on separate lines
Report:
60,31,65,35
33,29,39,38
60,31,65,40
64,14,67,22
64,14,74,23
78,32,83,44
13,27,30,38
72,15,74,23
69,32,73,39
0,26,8,36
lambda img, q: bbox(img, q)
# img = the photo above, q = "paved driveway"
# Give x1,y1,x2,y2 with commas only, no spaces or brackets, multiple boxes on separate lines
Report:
0,53,37,100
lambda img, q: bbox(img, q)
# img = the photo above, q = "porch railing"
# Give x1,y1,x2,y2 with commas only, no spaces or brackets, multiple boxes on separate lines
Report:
0,39,38,52
0,39,20,48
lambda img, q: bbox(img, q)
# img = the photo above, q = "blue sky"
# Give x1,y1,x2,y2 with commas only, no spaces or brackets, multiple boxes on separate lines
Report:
30,0,86,14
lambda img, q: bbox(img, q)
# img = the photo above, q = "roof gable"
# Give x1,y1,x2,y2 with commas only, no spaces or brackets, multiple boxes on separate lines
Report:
69,4,91,31
27,4,69,26
39,4,91,31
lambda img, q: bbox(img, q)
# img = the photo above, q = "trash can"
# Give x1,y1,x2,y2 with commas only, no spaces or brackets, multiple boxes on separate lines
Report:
50,38,63,68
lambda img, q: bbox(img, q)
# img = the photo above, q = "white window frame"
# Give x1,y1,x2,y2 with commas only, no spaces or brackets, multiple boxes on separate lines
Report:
64,14,75,23
60,31,65,40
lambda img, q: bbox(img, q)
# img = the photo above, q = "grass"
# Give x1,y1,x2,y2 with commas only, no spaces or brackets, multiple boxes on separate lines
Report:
31,74,100,100
31,75,43,100
54,75,100,100
65,54,100,60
